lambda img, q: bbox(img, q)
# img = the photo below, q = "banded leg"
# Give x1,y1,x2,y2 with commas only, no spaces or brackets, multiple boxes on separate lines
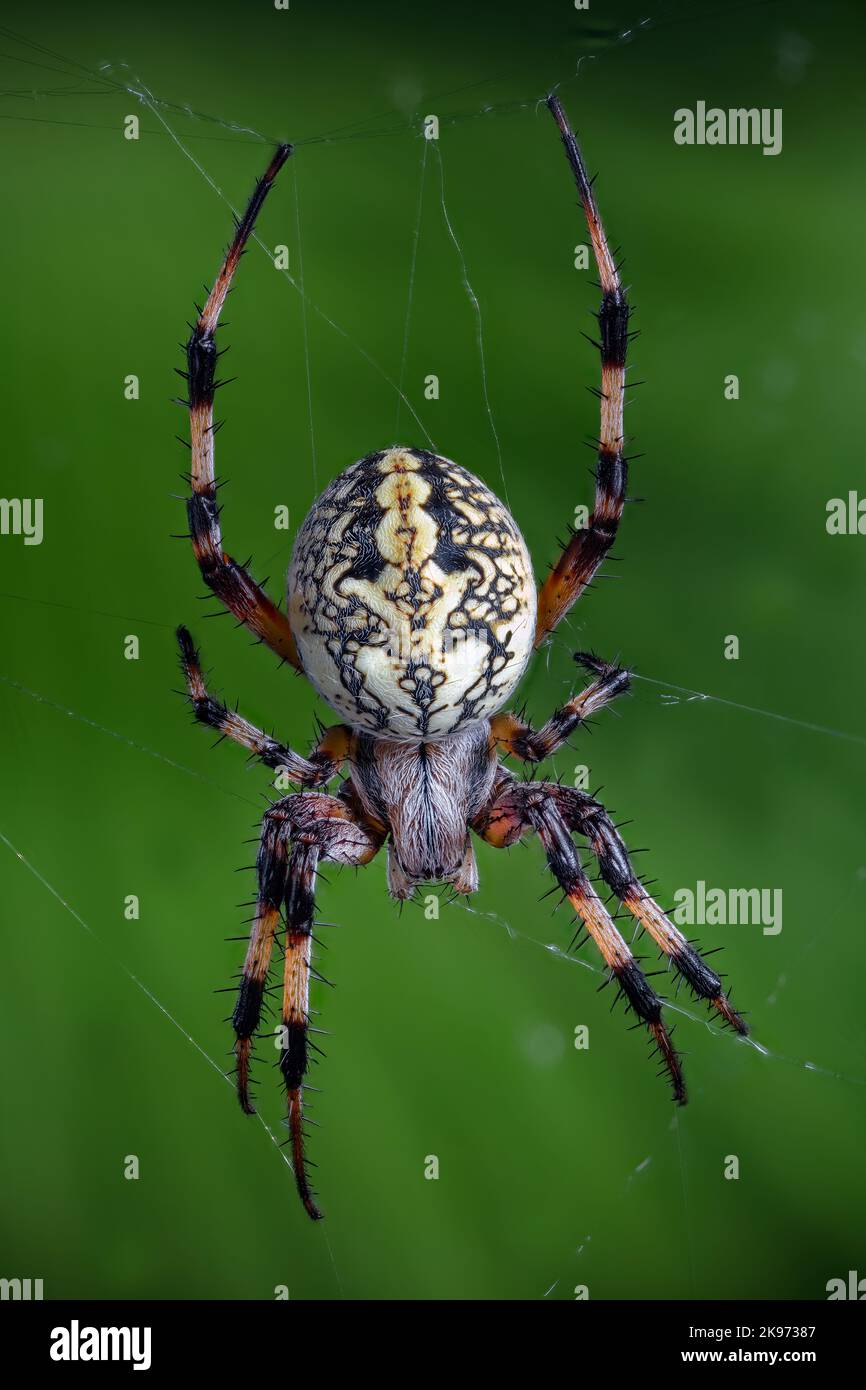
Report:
181,143,304,670
178,625,350,784
232,808,290,1115
490,652,630,763
475,782,685,1103
535,95,632,648
281,834,321,1219
557,787,747,1033
233,792,384,1220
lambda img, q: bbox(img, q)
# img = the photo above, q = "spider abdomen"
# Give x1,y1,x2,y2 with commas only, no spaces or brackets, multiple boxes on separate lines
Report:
288,447,537,739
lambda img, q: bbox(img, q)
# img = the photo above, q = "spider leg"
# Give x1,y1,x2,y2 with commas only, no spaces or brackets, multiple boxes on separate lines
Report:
181,143,305,671
178,626,350,784
233,791,384,1220
535,96,631,648
232,807,289,1115
556,787,748,1034
474,780,685,1103
281,832,321,1219
490,651,630,762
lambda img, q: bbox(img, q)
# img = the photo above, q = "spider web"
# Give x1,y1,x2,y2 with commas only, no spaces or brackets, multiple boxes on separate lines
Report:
0,0,863,1301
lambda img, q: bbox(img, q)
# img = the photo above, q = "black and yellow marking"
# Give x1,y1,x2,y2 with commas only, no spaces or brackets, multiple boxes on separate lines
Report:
288,446,535,739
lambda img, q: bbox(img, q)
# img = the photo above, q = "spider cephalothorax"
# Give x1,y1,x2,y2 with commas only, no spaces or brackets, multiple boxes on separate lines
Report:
176,100,748,1222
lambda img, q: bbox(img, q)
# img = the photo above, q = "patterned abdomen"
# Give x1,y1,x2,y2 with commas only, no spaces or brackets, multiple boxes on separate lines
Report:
288,448,537,739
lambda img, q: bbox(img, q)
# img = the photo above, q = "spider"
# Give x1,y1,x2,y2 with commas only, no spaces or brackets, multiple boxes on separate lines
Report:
176,95,747,1221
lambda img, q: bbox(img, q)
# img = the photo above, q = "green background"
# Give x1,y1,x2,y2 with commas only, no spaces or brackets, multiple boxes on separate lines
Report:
1,0,864,1300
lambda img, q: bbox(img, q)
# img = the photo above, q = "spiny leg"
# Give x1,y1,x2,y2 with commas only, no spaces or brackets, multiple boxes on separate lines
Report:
181,142,304,670
490,652,630,763
237,792,384,1220
535,95,633,648
178,625,350,784
475,783,685,1102
281,835,321,1219
557,787,747,1033
232,807,290,1114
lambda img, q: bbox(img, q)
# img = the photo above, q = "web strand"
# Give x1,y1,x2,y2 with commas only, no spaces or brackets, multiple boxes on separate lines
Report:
546,635,866,752
453,899,866,1090
633,673,866,750
0,830,295,1167
0,5,784,154
114,70,438,452
292,159,318,494
0,824,346,1292
394,135,429,440
434,141,509,506
0,673,261,809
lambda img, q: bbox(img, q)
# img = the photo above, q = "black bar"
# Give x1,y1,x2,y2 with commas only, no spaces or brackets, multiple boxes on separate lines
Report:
6,1298,864,1373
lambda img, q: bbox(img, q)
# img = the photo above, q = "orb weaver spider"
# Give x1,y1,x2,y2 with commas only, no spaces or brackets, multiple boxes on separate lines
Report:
176,95,747,1221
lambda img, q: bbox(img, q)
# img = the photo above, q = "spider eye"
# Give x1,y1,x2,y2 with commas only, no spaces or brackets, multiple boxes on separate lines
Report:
287,447,537,739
